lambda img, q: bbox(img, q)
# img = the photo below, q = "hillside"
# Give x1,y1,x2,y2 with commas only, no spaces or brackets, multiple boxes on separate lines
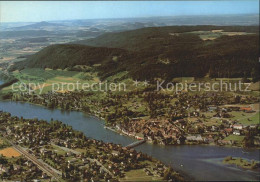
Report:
11,44,128,71
13,21,65,30
74,25,259,51
11,26,259,81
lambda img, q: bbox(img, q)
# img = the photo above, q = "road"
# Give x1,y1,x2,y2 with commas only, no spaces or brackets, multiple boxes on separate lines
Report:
3,136,62,182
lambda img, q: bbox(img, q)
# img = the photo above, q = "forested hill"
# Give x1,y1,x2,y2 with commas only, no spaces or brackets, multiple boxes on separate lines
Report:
74,25,259,51
11,44,128,70
11,26,259,81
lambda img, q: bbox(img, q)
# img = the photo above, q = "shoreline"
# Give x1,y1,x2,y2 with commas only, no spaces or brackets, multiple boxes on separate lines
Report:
0,99,194,181
1,99,260,181
1,98,259,150
104,125,260,150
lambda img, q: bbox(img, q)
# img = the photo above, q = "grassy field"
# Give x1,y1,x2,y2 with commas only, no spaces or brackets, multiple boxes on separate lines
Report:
186,30,254,41
5,68,146,94
224,135,244,142
3,68,101,93
2,69,259,96
229,105,259,125
51,144,67,155
238,112,259,125
13,68,79,81
121,169,164,181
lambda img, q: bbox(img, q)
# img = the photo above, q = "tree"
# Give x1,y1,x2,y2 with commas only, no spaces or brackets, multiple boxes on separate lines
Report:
241,77,250,83
243,130,255,148
163,168,173,180
251,68,259,82
234,95,241,104
47,101,55,109
224,156,232,162
0,155,8,164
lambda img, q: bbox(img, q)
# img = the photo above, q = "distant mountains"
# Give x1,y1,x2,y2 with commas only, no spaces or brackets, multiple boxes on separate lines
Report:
0,21,66,38
11,25,259,81
2,14,258,30
12,21,66,30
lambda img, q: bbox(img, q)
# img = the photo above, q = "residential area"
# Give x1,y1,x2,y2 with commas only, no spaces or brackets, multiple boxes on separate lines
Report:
0,111,183,181
10,87,260,148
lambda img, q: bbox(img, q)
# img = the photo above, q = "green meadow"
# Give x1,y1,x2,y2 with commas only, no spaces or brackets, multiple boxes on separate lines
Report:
3,68,101,94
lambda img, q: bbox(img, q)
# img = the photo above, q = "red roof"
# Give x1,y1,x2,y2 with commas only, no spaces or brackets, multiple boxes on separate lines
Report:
240,107,252,111
225,128,233,132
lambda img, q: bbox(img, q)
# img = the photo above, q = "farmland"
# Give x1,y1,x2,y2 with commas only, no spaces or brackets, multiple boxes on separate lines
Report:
0,17,259,182
2,68,100,93
186,30,255,40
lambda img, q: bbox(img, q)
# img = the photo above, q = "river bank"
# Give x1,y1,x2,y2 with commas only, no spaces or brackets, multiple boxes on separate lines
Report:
1,94,260,152
5,93,258,149
103,122,260,151
0,100,259,181
1,111,185,181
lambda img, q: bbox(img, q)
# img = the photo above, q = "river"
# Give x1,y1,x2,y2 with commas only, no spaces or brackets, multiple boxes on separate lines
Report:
0,100,259,181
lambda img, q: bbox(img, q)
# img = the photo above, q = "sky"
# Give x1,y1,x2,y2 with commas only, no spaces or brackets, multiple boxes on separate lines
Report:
0,1,259,22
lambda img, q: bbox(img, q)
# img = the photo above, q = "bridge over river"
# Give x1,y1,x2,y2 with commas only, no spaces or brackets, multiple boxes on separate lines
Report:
125,139,146,149
1,100,259,181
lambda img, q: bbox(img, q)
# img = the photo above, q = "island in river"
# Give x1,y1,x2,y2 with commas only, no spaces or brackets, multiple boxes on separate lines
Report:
223,156,260,171
1,75,260,181
0,23,259,182
0,100,259,181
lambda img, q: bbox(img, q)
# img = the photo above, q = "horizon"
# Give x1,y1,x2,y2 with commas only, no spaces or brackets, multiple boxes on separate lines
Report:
0,1,259,182
1,13,259,24
0,1,259,23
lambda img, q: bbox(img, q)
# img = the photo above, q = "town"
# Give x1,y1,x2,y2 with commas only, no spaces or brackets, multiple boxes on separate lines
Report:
9,84,260,148
0,111,183,181
0,2,259,181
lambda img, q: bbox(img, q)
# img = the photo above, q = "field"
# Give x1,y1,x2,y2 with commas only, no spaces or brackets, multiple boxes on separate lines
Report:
0,30,87,65
186,30,254,40
237,112,259,125
229,103,259,125
51,144,67,155
121,169,164,181
224,135,244,143
3,68,101,93
12,68,81,82
0,147,21,158
229,111,259,125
